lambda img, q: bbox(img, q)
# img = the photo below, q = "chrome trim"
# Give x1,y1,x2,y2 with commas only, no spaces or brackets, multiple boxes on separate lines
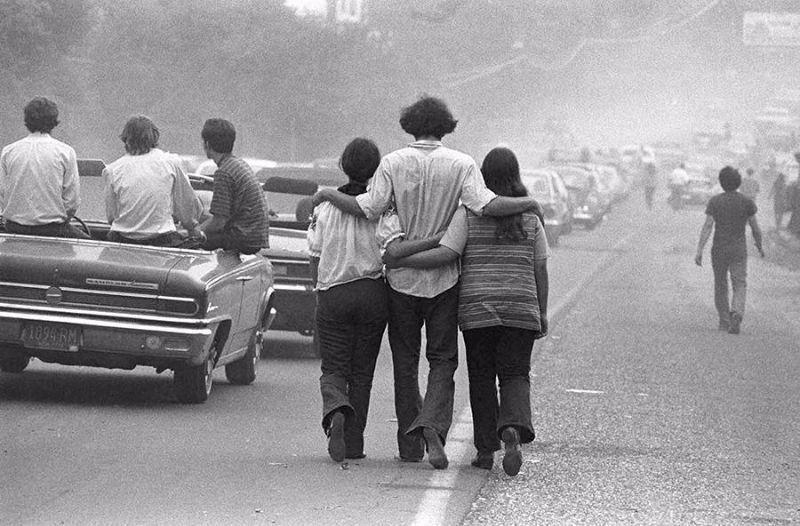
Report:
0,310,214,336
0,302,226,326
0,281,196,305
0,231,216,255
273,283,312,292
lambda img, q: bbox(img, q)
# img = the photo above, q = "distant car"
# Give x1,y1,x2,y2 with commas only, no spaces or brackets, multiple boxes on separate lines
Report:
521,168,572,245
563,162,614,213
550,165,606,229
194,157,279,181
0,160,276,404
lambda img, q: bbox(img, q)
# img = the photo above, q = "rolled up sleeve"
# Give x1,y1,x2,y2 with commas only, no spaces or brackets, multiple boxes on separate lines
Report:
459,161,496,215
171,163,201,228
62,150,80,217
439,206,468,256
356,159,394,220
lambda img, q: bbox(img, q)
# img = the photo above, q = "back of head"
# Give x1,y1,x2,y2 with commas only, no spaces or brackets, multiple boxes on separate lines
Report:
399,96,457,139
480,147,529,241
481,147,526,198
24,97,59,133
339,137,380,184
120,115,160,155
718,165,741,192
202,118,236,154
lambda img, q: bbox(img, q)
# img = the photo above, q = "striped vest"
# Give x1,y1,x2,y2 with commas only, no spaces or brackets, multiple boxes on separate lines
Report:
458,211,542,331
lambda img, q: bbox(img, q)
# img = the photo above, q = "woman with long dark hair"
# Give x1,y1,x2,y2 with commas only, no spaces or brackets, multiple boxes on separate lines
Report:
386,147,549,476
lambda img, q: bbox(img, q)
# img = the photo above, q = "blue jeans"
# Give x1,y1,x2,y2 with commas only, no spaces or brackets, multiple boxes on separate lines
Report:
388,285,459,459
463,326,536,453
317,278,388,457
711,249,747,322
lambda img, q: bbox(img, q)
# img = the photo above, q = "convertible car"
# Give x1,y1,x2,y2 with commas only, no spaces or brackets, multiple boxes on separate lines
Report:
0,160,276,403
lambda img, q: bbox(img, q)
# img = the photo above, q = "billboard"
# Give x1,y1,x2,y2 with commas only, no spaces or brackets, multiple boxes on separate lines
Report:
743,12,800,47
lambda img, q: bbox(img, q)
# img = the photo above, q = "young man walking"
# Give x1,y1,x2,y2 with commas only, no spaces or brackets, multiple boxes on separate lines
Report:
695,166,764,334
312,96,540,469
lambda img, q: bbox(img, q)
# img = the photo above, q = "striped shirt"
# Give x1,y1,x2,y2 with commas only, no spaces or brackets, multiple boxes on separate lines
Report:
440,207,549,331
0,133,80,225
209,154,269,251
356,140,496,298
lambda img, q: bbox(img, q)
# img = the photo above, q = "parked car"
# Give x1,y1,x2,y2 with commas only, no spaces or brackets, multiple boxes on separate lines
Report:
550,165,606,229
0,160,276,403
520,168,572,245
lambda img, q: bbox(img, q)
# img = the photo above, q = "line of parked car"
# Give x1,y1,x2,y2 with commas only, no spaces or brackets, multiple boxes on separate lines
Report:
521,160,633,245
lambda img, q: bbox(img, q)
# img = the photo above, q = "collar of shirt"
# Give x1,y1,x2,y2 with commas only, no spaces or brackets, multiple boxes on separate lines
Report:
27,132,52,140
408,140,442,150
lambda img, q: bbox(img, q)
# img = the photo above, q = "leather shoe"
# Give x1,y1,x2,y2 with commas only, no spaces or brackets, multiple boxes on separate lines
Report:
470,450,494,470
501,427,523,476
423,427,448,470
327,412,346,463
728,312,742,334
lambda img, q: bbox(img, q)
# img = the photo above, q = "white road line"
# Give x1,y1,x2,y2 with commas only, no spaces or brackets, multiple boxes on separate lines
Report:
411,230,638,526
565,388,606,395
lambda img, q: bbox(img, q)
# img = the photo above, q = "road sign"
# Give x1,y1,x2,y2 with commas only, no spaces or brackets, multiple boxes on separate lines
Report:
743,11,800,47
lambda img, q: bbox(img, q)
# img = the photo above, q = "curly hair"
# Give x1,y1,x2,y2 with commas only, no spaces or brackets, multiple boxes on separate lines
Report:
201,118,236,154
481,147,529,241
399,96,458,139
23,97,60,133
719,166,741,192
120,115,160,155
340,137,381,184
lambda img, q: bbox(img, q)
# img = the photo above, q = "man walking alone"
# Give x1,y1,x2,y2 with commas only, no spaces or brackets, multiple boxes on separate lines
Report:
695,166,764,334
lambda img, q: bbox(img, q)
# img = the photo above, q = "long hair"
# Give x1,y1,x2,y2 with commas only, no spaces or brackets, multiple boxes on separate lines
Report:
481,147,528,241
120,115,160,155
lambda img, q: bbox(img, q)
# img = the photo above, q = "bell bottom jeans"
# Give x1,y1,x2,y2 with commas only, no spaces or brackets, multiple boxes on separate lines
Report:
388,285,459,460
462,325,536,453
317,278,388,457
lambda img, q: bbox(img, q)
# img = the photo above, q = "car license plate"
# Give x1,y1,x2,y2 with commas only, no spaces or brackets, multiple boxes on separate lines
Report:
20,322,81,351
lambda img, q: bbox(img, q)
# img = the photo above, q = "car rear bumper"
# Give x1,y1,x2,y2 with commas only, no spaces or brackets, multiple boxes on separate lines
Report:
0,307,215,369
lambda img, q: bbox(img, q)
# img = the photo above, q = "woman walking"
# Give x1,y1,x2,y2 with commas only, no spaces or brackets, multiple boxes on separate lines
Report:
386,147,549,476
307,138,388,462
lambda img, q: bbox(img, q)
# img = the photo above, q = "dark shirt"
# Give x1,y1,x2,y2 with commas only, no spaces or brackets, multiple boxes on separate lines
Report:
705,191,757,259
209,154,269,251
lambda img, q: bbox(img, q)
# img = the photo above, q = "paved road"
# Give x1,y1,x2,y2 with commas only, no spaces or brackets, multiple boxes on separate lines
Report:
2,190,798,525
464,191,800,525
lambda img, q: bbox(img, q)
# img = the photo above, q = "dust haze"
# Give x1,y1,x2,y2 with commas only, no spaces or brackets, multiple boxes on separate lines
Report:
0,0,797,167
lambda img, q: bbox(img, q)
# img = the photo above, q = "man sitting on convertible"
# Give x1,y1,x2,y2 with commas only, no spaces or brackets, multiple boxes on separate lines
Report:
0,97,89,239
104,115,203,247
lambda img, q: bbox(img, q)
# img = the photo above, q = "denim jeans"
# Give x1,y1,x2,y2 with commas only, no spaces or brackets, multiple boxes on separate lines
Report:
462,326,536,453
388,285,459,459
317,278,388,457
711,249,747,322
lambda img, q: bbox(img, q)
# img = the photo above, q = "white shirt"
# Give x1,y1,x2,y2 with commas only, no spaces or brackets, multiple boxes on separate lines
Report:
668,167,689,187
355,141,496,298
0,133,80,225
104,149,201,239
307,199,383,291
